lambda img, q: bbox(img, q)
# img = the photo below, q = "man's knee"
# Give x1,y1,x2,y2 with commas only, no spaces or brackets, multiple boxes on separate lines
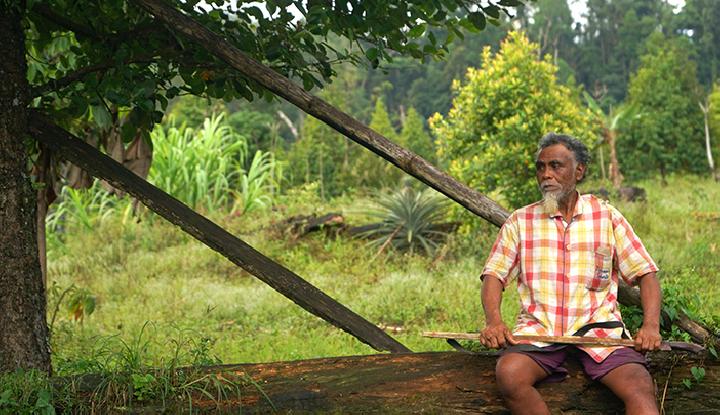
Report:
602,363,656,404
496,353,546,396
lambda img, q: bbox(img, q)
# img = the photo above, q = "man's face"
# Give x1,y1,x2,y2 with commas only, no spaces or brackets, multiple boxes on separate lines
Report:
535,144,585,203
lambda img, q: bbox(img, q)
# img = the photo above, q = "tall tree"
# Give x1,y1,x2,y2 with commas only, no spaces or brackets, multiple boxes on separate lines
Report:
622,33,706,181
576,0,672,106
352,97,402,188
525,0,576,65
673,0,720,88
400,107,435,163
705,82,720,180
0,0,51,373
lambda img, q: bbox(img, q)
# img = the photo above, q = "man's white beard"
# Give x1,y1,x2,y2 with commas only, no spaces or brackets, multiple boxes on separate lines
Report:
542,191,560,213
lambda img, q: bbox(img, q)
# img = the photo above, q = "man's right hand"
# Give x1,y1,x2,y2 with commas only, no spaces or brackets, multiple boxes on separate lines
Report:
480,322,516,349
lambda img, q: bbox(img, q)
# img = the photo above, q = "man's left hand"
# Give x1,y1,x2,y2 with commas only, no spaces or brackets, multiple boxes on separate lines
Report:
634,326,662,352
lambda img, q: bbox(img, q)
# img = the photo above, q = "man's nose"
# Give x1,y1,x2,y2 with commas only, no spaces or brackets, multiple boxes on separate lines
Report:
538,167,552,180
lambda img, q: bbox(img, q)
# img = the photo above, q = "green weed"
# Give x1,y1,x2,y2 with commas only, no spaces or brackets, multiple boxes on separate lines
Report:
0,369,55,415
357,185,450,256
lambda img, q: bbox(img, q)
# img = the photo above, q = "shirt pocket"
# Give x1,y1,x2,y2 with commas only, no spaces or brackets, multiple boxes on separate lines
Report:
586,245,612,291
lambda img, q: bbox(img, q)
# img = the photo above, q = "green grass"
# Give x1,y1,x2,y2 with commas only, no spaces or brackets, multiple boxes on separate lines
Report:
46,175,719,372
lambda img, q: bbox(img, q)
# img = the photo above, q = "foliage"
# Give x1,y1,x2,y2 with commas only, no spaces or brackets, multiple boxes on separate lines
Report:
708,82,720,164
46,182,121,235
352,98,404,188
226,110,278,154
673,0,720,88
0,369,55,415
622,33,706,180
287,63,372,198
401,107,435,162
232,150,283,215
149,114,281,214
573,0,674,106
365,24,510,120
23,0,525,144
150,114,247,211
357,185,449,256
430,31,596,208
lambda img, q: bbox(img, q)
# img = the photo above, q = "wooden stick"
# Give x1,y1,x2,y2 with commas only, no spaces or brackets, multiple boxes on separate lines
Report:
423,331,636,347
423,332,707,353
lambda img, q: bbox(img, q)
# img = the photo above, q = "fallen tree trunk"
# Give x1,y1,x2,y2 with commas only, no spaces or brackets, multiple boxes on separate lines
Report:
277,212,346,239
28,113,409,354
70,351,718,414
348,222,461,240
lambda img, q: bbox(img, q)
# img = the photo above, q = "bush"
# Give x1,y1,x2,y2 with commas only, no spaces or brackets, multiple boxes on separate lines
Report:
430,31,596,208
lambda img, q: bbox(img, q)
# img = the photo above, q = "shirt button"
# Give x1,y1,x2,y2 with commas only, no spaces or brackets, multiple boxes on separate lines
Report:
566,244,571,250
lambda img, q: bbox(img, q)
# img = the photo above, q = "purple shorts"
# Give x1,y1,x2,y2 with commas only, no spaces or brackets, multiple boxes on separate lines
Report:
500,345,648,382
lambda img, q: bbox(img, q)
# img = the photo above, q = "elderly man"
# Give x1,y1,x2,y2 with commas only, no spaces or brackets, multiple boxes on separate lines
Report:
480,133,662,415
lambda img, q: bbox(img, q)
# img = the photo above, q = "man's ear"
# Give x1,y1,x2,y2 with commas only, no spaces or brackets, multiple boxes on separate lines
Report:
576,163,587,181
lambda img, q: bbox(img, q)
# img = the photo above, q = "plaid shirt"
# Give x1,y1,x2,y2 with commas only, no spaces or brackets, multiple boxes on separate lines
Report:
482,193,658,362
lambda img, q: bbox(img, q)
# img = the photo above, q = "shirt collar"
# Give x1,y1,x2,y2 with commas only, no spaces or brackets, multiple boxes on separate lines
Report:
546,190,585,219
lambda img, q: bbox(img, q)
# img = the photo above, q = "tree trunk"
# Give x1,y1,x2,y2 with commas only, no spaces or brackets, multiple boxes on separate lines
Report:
35,146,53,289
0,2,51,374
699,99,717,180
607,130,624,189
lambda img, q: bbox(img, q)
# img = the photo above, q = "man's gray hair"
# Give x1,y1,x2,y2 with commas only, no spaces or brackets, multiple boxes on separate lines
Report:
536,133,591,166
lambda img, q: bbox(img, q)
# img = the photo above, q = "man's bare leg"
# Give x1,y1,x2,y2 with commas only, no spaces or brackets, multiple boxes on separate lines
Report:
496,353,551,415
600,363,658,415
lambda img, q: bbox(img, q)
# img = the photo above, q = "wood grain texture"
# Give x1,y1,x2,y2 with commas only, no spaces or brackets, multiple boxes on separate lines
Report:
70,351,719,414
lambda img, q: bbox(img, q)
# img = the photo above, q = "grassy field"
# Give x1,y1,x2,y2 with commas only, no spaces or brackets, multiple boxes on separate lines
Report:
47,175,719,374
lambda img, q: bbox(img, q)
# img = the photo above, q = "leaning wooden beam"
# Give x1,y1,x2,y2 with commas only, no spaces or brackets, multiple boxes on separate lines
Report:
132,0,510,229
28,113,410,354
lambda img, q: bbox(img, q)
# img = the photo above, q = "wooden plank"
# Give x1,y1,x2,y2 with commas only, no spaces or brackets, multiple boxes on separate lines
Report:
28,113,409,354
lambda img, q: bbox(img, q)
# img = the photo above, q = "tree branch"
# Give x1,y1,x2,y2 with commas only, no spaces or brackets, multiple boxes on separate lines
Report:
31,56,158,97
30,3,99,40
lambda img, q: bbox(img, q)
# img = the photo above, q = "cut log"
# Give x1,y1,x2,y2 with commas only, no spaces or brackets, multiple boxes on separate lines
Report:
28,113,409,354
278,213,346,238
347,222,461,239
70,351,719,413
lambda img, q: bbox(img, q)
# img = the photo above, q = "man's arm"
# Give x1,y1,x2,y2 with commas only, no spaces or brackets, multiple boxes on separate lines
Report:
634,272,662,352
480,276,515,349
